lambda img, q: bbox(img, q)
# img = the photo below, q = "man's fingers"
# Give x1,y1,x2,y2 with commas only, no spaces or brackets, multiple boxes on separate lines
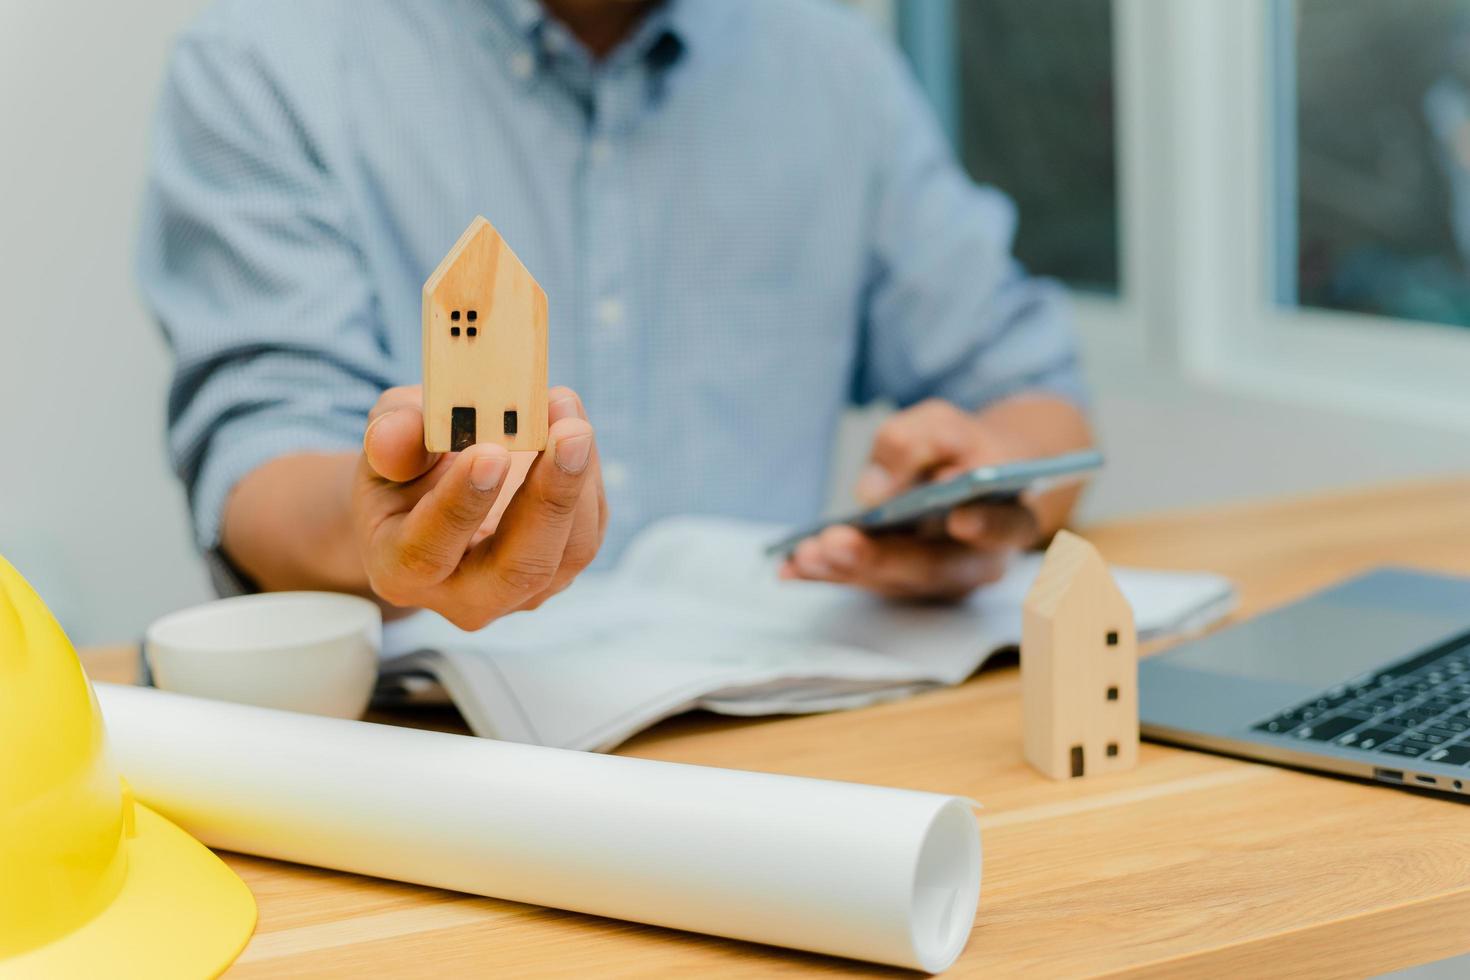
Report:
368,384,423,421
547,387,610,547
459,417,595,598
381,443,511,586
484,386,596,545
862,537,1006,599
547,385,581,418
857,400,978,504
945,503,1041,550
511,471,604,611
355,384,609,628
788,526,1006,599
795,525,869,578
365,402,438,483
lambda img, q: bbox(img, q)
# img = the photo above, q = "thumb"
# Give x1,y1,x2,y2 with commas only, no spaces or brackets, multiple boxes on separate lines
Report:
856,401,973,505
365,405,438,484
855,461,899,506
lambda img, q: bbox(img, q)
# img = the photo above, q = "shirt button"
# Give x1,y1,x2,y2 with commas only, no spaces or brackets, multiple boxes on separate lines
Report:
596,296,625,329
589,138,611,165
603,459,629,490
510,51,534,80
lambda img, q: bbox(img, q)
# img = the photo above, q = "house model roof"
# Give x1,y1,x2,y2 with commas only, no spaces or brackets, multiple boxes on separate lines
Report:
1023,529,1120,616
422,215,542,304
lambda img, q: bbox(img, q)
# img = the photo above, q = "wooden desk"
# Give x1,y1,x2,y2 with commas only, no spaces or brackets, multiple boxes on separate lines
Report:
83,480,1470,978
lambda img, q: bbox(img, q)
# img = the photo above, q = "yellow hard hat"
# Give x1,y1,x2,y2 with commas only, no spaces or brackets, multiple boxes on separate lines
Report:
0,554,256,978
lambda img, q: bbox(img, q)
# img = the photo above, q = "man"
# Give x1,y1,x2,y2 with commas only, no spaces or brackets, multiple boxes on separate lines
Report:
138,0,1091,628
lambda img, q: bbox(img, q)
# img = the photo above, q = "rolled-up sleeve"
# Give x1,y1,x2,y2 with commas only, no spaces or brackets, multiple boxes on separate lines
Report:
854,43,1087,412
137,32,391,552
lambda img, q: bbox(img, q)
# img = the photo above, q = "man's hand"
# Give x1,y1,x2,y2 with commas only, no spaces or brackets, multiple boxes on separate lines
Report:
352,385,606,629
779,395,1090,601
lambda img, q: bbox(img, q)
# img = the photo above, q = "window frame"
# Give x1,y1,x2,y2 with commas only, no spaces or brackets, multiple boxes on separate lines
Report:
1145,0,1470,426
897,0,1470,429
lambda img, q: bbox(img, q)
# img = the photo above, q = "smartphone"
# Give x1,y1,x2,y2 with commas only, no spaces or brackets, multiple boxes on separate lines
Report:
765,449,1103,558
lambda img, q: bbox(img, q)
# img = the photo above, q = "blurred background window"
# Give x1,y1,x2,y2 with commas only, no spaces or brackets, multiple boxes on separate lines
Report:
898,0,1120,296
1279,0,1470,328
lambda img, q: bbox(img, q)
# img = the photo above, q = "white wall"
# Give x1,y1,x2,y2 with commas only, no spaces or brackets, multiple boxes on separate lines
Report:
1074,335,1470,524
4,0,1469,649
0,0,212,643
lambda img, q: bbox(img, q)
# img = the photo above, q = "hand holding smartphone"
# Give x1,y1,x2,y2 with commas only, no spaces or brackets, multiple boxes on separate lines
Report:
766,449,1103,558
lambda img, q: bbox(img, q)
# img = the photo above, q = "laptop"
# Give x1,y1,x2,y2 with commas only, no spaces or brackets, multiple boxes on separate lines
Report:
1140,567,1470,798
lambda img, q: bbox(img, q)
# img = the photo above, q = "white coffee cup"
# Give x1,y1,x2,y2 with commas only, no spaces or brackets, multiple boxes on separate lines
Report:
145,592,382,719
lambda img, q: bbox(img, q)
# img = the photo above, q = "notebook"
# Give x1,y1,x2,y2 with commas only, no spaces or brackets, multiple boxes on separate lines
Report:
378,517,1236,751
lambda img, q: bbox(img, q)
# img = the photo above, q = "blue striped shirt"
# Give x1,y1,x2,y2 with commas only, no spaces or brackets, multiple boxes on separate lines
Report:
137,0,1084,566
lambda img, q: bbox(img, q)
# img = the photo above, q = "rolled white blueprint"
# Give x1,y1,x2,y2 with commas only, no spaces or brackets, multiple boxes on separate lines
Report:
95,683,981,972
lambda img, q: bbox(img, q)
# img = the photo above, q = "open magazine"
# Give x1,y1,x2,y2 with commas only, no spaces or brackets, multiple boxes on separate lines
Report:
379,517,1236,751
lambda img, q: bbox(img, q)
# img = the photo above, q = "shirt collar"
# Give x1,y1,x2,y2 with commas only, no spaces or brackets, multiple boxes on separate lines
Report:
484,0,711,84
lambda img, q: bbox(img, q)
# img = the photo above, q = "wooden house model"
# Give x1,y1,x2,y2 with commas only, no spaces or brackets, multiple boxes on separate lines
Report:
423,216,548,453
1021,530,1139,780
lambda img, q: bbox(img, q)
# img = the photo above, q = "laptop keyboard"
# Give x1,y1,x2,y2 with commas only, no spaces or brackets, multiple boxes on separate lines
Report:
1252,630,1470,768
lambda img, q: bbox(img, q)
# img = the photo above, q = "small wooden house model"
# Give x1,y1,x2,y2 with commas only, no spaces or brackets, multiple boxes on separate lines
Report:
423,216,548,453
1021,530,1139,780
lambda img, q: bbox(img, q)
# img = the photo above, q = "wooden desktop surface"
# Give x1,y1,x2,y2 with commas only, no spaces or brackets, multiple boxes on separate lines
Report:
82,480,1470,978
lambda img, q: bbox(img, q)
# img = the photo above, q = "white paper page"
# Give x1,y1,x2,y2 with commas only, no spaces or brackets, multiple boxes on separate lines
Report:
98,683,982,973
620,516,1236,661
383,581,930,750
617,517,1016,681
419,631,927,751
383,574,688,654
615,515,789,596
700,682,935,716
